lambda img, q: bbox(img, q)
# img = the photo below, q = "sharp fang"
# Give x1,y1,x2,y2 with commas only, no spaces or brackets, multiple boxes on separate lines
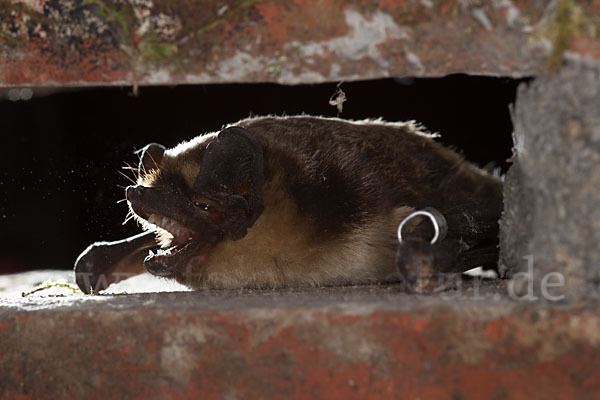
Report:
148,249,155,257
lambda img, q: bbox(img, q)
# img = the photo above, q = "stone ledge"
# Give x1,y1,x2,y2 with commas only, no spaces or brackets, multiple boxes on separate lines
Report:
1,271,599,399
1,0,599,86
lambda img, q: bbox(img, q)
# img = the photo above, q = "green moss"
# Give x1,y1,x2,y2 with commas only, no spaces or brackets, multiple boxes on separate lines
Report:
83,0,130,35
546,0,576,73
21,280,82,297
138,34,178,61
197,19,224,37
0,1,33,16
0,2,34,46
237,0,261,10
0,30,23,46
361,2,380,14
197,0,261,37
543,0,598,74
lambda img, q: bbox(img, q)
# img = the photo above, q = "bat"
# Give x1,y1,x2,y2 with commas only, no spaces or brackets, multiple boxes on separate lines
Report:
74,116,503,294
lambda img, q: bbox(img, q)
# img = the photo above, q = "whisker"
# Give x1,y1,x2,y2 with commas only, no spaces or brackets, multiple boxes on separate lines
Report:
122,210,135,225
141,160,148,178
123,161,139,181
118,170,136,185
146,152,161,174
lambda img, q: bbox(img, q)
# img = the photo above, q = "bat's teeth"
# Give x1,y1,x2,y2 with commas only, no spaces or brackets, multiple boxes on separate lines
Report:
157,247,174,256
149,245,181,260
146,214,194,246
148,249,155,257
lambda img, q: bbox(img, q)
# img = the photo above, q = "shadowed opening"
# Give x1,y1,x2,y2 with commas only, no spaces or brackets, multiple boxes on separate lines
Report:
0,75,526,273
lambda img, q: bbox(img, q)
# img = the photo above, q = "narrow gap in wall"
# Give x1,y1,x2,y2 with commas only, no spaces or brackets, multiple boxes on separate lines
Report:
0,75,527,273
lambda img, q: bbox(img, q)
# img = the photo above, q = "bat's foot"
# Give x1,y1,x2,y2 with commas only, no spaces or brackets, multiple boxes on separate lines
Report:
395,207,461,294
395,206,500,294
395,239,461,294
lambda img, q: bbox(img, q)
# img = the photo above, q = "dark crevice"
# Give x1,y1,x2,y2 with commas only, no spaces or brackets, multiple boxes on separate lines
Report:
0,74,527,272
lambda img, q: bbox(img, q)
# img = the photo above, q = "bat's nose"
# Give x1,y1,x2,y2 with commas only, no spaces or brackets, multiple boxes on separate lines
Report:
125,185,145,202
125,185,155,220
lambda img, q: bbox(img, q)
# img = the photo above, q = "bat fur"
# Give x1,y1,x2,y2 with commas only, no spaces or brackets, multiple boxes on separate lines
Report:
74,115,502,293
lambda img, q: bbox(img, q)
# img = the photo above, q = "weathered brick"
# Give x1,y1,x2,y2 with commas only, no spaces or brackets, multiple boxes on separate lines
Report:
1,271,599,399
1,0,599,86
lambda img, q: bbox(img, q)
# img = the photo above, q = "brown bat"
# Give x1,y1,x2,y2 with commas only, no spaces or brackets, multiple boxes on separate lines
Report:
74,116,502,294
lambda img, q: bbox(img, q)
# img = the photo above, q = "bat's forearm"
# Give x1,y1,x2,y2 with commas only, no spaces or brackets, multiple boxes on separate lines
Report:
74,231,157,294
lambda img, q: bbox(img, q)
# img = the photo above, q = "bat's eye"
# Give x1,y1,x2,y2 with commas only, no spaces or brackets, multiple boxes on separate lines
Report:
194,202,211,211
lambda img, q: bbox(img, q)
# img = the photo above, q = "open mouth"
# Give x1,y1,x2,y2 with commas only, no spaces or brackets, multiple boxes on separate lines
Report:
143,214,196,275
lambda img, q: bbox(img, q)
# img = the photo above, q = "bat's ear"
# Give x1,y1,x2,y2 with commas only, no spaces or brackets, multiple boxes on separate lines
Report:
135,143,165,178
194,126,265,240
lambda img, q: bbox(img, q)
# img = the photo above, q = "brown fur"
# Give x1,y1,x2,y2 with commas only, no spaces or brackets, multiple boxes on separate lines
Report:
135,116,501,289
172,172,414,289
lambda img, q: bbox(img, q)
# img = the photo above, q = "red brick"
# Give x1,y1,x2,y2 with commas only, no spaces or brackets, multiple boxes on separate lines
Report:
0,0,598,86
1,281,599,399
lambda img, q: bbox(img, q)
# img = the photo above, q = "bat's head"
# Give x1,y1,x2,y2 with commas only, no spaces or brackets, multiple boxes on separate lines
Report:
126,126,265,277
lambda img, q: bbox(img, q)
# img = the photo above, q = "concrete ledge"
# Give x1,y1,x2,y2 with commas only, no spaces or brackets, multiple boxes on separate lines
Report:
1,271,599,399
500,57,600,297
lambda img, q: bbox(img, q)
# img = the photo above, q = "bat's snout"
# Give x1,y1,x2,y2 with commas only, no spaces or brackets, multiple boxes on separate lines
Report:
125,185,145,203
125,185,160,221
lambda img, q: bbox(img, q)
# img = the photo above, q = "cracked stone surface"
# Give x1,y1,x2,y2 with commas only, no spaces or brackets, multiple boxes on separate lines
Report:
1,270,600,399
1,0,599,86
500,57,600,299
